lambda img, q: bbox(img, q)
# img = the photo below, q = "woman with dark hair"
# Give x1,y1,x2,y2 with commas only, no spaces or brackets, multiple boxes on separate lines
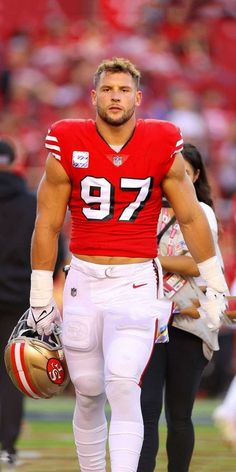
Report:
137,143,230,472
182,143,214,208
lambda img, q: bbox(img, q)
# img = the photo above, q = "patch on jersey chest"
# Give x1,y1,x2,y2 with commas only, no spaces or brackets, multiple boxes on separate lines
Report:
72,151,89,168
106,154,129,167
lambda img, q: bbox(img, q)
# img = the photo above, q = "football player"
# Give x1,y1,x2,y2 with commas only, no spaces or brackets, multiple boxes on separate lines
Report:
27,58,228,472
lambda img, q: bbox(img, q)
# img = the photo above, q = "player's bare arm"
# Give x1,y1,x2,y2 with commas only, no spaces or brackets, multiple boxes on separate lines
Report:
31,153,71,271
159,255,199,277
162,152,216,264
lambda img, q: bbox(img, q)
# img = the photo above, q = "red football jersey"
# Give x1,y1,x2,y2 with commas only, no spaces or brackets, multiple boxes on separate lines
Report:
45,119,183,257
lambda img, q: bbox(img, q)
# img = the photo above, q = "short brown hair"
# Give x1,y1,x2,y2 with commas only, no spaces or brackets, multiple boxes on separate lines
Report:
94,57,141,89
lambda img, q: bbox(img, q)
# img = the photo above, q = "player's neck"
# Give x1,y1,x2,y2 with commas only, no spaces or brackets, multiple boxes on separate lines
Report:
95,115,136,146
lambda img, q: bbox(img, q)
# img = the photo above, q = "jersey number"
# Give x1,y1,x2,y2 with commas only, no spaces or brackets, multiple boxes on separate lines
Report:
81,176,152,221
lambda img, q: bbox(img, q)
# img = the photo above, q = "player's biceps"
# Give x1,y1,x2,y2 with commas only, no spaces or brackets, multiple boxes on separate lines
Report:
43,173,68,205
35,195,66,233
167,183,197,227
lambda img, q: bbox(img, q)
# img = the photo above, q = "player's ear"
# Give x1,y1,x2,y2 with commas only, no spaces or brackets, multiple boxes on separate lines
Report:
135,90,142,107
91,89,97,106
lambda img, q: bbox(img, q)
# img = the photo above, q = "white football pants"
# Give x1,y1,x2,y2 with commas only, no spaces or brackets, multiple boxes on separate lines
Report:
62,256,171,472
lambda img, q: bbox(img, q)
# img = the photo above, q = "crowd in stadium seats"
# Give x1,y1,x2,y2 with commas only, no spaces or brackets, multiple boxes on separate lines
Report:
0,0,236,286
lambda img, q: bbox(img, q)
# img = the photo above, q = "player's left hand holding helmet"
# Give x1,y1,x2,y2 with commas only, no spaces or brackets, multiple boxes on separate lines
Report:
4,310,70,399
27,299,61,335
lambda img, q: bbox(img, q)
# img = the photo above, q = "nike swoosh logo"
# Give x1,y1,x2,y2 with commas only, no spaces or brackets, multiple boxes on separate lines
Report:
133,283,148,289
32,307,54,323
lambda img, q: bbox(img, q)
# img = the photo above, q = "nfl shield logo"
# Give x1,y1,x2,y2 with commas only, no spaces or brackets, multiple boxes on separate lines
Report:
72,151,89,168
113,156,122,167
71,288,77,297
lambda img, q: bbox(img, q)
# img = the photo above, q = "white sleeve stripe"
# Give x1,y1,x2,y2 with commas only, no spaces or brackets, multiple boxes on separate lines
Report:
46,135,58,142
45,143,61,152
51,153,61,160
176,138,184,147
171,145,183,157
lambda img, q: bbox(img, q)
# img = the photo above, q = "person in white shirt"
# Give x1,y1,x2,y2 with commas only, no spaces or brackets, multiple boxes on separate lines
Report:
138,142,230,472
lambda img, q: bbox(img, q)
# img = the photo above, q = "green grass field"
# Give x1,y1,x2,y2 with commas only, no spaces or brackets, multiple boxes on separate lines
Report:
15,396,236,472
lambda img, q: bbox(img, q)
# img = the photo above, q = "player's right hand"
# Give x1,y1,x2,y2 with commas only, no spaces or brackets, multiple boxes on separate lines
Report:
27,300,61,335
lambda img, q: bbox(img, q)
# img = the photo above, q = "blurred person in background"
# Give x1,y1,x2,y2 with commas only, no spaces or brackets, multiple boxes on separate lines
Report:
138,143,231,472
166,88,208,155
213,277,236,450
0,139,36,469
0,138,66,469
213,373,236,449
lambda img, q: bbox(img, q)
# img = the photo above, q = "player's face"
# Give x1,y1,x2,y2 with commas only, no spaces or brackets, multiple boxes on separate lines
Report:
91,72,142,126
184,159,200,184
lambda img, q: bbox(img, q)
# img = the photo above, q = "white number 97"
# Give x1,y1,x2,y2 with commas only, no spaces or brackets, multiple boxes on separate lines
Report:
81,176,152,221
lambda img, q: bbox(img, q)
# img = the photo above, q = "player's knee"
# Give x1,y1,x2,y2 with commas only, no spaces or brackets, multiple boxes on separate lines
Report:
73,373,105,397
105,379,141,420
105,378,135,404
76,391,106,416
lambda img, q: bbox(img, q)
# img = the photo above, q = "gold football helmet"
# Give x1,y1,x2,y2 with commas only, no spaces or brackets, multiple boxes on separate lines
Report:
4,310,70,399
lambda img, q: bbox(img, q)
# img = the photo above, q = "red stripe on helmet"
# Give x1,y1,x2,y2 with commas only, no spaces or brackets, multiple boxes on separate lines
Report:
10,342,41,398
19,342,42,398
10,342,35,397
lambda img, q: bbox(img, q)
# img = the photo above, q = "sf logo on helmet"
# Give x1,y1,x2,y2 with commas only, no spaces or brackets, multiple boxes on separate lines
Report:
47,358,65,385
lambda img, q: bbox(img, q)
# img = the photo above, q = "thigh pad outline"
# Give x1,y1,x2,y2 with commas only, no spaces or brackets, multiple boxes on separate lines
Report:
105,337,150,382
104,312,156,382
62,315,97,351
